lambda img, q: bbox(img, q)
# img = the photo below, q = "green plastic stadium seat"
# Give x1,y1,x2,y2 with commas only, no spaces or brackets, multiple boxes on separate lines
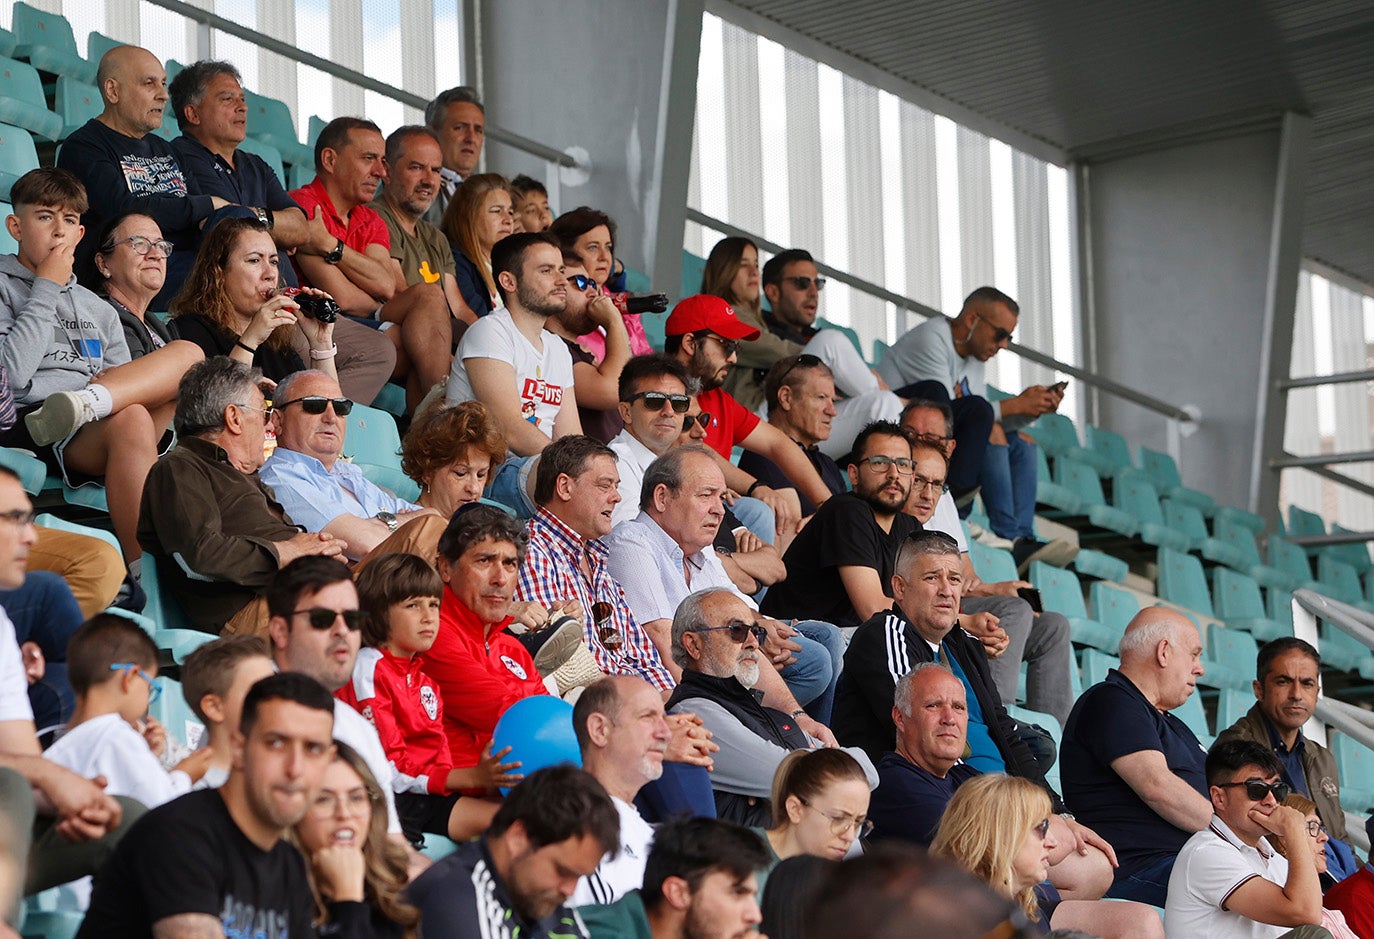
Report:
370,382,407,418
1325,524,1373,575
1203,623,1259,692
0,56,63,141
1267,588,1294,632
1071,548,1129,583
1156,547,1216,620
244,90,312,168
1024,413,1079,460
1033,445,1081,513
1029,560,1120,652
1088,581,1139,640
1162,498,1249,569
1316,555,1366,607
1213,504,1266,535
1267,537,1323,593
967,540,1018,585
1138,446,1215,514
356,462,421,503
1007,703,1062,791
62,480,108,512
11,3,95,83
140,551,194,632
1175,691,1214,747
34,513,117,555
1215,688,1253,734
1085,425,1133,476
871,338,888,367
1211,567,1288,642
0,445,44,494
681,250,707,302
1080,648,1119,687
236,135,286,186
1330,733,1374,813
0,28,15,59
1112,468,1192,552
342,402,402,471
306,115,327,148
85,31,123,64
289,160,313,190
1287,504,1326,552
1053,457,1138,537
1212,518,1295,592
53,75,99,139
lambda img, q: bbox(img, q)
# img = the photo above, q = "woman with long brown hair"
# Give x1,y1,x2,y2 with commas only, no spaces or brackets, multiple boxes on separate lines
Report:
440,173,514,319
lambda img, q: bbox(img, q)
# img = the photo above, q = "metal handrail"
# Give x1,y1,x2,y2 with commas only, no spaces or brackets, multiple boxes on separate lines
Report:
1278,368,1374,391
1292,589,1374,643
686,208,1197,425
142,0,577,168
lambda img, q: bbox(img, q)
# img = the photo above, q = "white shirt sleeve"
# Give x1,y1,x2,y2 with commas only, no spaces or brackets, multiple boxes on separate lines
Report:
0,609,33,723
808,330,880,398
334,701,403,835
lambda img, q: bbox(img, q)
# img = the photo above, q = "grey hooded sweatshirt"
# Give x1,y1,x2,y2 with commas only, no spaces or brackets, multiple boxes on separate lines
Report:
0,254,131,406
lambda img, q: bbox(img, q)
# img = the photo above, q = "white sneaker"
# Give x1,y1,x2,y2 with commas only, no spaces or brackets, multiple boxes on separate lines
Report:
25,391,95,446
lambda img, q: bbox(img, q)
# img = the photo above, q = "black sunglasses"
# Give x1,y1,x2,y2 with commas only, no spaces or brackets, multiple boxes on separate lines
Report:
592,601,621,650
683,412,711,432
567,273,599,292
294,607,367,631
626,390,690,413
692,623,768,645
776,352,824,386
1217,779,1292,802
276,395,354,416
783,275,826,291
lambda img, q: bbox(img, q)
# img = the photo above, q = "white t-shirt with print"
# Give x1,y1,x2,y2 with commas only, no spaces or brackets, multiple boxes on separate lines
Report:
446,308,574,439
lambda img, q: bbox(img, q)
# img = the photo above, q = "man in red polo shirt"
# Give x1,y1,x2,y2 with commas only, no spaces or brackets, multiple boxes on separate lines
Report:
291,117,457,411
420,504,551,770
665,294,833,544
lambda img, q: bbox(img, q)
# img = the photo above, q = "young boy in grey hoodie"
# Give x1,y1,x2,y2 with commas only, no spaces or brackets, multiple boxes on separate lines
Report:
0,168,203,566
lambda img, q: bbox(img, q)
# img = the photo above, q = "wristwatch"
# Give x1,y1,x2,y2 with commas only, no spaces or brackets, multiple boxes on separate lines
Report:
374,511,398,532
324,238,345,264
251,205,271,229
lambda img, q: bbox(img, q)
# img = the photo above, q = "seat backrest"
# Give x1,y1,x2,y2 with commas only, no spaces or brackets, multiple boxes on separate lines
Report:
12,3,79,56
1088,581,1140,635
86,31,122,63
967,540,1019,585
1268,536,1314,583
1162,497,1209,542
1024,412,1079,456
306,114,327,147
1085,425,1133,473
1215,517,1262,568
1316,554,1364,605
1215,688,1253,733
1080,648,1120,687
681,250,707,302
236,135,286,186
1210,566,1267,619
1287,504,1326,540
1138,446,1183,491
54,75,99,130
245,90,300,143
0,54,49,108
1054,456,1106,508
1325,524,1374,575
1331,734,1374,797
1267,588,1294,629
1207,623,1259,677
342,402,402,469
0,123,40,199
1156,547,1215,617
1174,691,1212,743
1111,467,1165,525
1028,560,1088,618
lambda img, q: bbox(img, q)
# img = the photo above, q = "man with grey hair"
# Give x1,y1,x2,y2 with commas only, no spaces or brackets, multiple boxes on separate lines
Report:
369,125,476,325
422,86,485,226
259,369,443,563
1061,607,1212,906
138,357,343,636
663,588,874,826
605,445,843,730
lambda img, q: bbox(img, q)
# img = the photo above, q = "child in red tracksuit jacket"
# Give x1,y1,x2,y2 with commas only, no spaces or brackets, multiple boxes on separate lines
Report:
338,554,523,846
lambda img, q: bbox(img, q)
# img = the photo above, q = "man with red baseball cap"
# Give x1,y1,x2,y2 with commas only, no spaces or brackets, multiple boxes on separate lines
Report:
665,294,834,545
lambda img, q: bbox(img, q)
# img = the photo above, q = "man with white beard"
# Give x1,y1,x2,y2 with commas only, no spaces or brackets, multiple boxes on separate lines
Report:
663,589,875,828
571,676,675,906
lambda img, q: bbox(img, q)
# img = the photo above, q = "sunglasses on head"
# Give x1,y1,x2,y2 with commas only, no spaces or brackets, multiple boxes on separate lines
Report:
1217,779,1292,802
295,607,367,631
626,390,690,413
683,412,710,432
276,395,354,416
567,273,599,292
776,353,824,386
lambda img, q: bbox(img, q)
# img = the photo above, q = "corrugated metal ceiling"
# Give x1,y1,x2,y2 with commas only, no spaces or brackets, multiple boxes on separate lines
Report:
727,0,1374,286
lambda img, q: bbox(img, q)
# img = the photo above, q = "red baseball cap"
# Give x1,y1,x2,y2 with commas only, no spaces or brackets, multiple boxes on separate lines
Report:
664,294,762,341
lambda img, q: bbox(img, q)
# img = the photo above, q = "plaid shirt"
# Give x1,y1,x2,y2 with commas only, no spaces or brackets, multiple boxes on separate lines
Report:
516,508,675,691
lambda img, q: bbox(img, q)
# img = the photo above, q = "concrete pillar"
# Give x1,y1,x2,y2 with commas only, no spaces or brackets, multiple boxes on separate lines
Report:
1080,114,1311,519
478,0,704,299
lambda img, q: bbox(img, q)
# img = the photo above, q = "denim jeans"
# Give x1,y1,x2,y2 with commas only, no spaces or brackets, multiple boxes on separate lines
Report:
728,496,777,546
1105,853,1176,907
783,619,845,726
980,430,1038,540
892,381,994,516
0,571,84,729
488,455,537,519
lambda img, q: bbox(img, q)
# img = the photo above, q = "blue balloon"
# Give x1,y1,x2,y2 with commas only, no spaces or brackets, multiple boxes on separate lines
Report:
491,695,582,795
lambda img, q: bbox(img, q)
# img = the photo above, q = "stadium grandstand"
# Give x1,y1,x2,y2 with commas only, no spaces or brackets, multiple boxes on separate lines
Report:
2,1,1374,936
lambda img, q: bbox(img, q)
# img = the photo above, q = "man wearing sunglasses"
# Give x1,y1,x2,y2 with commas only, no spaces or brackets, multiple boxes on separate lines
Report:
877,287,1074,573
1061,608,1213,907
545,254,633,444
665,294,835,544
260,369,444,564
664,587,874,827
1166,739,1328,939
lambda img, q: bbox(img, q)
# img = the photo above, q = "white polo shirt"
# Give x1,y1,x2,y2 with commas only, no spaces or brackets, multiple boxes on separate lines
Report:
1165,816,1291,939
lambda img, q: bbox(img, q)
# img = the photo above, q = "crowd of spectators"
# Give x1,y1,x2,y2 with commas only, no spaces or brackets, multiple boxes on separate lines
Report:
0,40,1365,939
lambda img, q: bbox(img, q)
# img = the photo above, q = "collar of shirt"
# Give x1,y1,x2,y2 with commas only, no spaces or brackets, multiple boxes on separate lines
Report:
630,512,706,571
180,434,241,468
441,584,515,641
439,166,462,194
299,177,348,231
763,307,817,345
609,428,660,473
1209,815,1277,864
1263,715,1305,756
529,506,608,564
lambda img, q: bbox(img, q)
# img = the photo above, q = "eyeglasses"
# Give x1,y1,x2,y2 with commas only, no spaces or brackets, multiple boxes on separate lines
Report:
109,662,162,703
692,622,768,645
857,455,915,475
234,401,273,418
592,600,621,650
99,235,173,258
782,275,826,291
567,273,599,292
625,391,690,414
775,353,824,387
309,788,372,817
973,310,1013,344
910,474,948,494
294,607,367,631
698,333,740,357
1216,779,1292,802
798,798,873,838
276,395,354,416
682,413,711,433
1034,817,1051,840
0,509,38,528
1307,819,1328,838
909,431,954,447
